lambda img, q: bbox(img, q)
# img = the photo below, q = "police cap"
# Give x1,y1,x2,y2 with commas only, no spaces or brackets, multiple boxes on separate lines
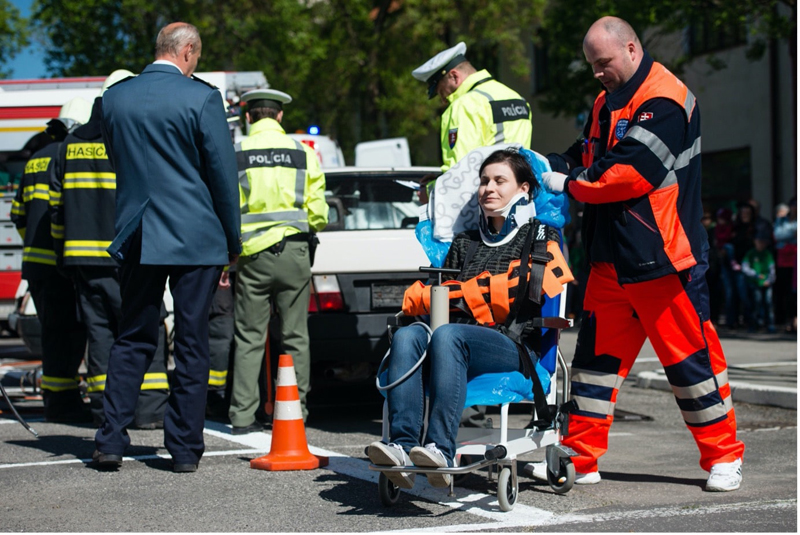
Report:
241,89,292,111
411,42,468,99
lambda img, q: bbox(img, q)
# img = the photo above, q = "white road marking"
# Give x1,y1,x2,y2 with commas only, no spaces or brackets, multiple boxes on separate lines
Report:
384,499,796,532
0,448,267,470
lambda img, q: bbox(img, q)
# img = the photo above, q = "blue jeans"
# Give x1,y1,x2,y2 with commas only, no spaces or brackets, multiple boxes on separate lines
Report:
752,285,775,330
386,323,523,464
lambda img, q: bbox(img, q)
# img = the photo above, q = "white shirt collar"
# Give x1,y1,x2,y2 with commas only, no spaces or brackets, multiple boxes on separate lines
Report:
153,59,183,74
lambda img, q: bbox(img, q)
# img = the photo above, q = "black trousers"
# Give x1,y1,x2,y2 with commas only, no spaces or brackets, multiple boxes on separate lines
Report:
28,273,86,418
94,255,221,464
208,273,234,392
74,266,169,427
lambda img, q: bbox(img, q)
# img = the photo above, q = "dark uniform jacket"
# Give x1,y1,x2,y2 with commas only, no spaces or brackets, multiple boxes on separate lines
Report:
101,63,241,265
11,141,60,279
51,98,117,267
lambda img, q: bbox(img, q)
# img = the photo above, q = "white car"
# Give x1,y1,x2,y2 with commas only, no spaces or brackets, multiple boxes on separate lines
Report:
303,166,438,383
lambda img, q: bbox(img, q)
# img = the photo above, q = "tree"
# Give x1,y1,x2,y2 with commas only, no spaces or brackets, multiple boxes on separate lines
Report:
0,0,29,79
536,0,797,118
29,0,546,165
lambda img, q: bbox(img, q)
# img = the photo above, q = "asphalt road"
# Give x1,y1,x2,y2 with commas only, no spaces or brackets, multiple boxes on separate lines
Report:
0,334,795,532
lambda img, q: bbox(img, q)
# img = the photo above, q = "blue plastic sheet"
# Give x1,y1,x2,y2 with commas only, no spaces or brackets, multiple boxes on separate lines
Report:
378,358,552,405
464,361,552,407
520,148,571,229
415,219,450,268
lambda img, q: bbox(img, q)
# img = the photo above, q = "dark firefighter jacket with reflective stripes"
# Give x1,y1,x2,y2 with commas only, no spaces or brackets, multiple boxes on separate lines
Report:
235,118,328,256
11,140,60,279
550,52,705,284
440,69,532,172
51,100,117,266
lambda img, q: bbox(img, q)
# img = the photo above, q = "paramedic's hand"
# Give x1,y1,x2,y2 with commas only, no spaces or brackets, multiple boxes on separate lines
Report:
542,171,568,193
219,271,231,289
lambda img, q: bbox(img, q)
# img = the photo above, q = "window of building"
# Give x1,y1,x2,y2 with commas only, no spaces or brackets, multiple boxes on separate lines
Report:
532,41,552,94
701,147,752,210
688,16,747,56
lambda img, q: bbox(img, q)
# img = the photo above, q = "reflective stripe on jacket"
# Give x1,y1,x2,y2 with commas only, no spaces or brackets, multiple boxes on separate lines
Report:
235,118,328,256
440,69,532,172
564,54,705,284
11,141,60,279
52,117,117,267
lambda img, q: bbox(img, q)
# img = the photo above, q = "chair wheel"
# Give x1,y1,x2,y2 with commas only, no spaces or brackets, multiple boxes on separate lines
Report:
548,457,575,494
497,467,517,511
378,472,401,506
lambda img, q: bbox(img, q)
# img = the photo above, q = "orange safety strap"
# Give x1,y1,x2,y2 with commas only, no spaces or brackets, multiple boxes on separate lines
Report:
461,275,494,324
489,271,510,323
402,240,574,322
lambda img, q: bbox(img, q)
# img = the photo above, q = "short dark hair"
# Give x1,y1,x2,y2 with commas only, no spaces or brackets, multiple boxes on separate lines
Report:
479,149,540,195
248,106,281,123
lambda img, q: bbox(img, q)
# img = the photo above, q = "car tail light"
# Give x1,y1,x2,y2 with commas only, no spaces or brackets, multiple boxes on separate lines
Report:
309,275,344,312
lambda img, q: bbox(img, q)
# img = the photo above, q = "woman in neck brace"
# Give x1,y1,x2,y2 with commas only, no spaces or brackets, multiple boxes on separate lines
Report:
368,149,560,488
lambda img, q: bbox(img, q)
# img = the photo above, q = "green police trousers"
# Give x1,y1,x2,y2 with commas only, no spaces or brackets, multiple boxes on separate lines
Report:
229,239,311,426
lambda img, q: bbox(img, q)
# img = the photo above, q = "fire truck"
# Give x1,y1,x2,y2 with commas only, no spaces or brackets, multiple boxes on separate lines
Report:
0,71,267,344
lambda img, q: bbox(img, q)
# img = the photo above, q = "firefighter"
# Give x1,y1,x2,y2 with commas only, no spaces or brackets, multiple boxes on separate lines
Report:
529,16,745,492
50,70,170,428
205,101,241,420
11,98,91,422
412,41,532,173
228,89,328,432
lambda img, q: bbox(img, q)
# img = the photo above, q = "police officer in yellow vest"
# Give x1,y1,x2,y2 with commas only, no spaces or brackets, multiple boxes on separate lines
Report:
50,70,170,428
11,98,91,422
228,89,328,432
412,42,533,172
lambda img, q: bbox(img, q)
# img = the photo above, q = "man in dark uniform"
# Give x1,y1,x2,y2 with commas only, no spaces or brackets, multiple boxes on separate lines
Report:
11,98,91,422
94,22,240,473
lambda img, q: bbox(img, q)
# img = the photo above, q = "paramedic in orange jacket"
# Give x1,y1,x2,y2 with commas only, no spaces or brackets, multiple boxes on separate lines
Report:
535,16,744,492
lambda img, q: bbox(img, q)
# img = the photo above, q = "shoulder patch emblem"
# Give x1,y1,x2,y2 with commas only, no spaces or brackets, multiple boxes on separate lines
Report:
638,112,653,122
615,118,629,140
448,128,458,149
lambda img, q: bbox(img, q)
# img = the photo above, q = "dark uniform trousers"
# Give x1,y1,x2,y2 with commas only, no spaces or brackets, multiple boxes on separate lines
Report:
95,240,221,465
74,265,169,427
207,273,235,417
28,274,87,419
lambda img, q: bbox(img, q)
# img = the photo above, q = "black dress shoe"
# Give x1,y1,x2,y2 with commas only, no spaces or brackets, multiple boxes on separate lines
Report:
231,422,263,435
91,450,122,469
173,462,198,473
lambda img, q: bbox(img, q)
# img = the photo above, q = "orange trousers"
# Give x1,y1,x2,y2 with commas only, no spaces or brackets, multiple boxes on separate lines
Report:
564,262,745,473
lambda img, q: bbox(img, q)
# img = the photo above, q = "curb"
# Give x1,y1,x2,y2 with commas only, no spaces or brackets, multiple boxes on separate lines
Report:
635,371,797,410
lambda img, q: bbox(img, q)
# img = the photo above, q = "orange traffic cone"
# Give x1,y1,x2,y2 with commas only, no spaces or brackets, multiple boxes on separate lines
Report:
250,354,328,471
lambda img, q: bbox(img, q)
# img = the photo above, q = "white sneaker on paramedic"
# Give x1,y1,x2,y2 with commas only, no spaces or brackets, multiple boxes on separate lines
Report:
409,443,451,488
705,458,742,492
368,442,415,489
524,461,601,485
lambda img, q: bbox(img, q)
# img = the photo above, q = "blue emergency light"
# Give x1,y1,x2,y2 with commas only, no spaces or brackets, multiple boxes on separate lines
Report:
307,125,320,135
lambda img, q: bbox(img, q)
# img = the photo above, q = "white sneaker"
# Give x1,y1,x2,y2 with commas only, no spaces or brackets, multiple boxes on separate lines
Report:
368,442,415,489
524,461,601,485
706,458,742,492
409,443,451,488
